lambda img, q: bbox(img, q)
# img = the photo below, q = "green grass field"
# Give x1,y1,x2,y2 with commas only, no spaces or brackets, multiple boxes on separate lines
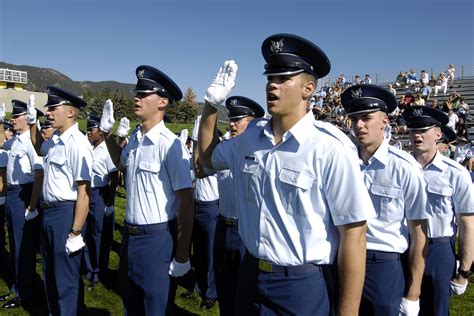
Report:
0,121,472,315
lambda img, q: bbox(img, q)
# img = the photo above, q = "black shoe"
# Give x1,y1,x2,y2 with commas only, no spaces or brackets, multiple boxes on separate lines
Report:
0,293,13,302
87,281,97,291
200,297,216,310
2,297,21,309
179,291,195,299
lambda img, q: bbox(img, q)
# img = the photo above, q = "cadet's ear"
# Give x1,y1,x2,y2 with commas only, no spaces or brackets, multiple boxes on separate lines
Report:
302,81,316,100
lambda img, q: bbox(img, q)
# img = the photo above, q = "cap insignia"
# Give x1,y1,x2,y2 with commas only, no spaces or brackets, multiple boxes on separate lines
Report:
230,99,238,107
413,108,424,117
351,88,363,99
270,39,284,54
138,69,145,78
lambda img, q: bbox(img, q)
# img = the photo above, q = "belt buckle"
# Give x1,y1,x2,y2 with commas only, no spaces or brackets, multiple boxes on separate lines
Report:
225,219,233,226
258,260,273,273
127,225,139,235
42,202,50,209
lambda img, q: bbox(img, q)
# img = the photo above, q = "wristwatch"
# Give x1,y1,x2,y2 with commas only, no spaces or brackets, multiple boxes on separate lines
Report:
458,267,473,279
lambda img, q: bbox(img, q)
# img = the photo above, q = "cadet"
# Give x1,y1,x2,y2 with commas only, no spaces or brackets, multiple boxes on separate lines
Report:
214,96,265,315
0,108,10,264
341,85,429,316
0,99,44,309
29,88,93,315
83,114,118,288
198,34,376,315
40,119,55,141
404,106,474,316
100,65,194,315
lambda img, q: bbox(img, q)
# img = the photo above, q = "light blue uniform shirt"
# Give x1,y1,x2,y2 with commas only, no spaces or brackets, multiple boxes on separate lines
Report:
421,152,474,238
211,111,376,266
121,121,192,225
41,125,93,202
6,130,43,185
360,140,430,253
91,141,117,188
217,169,235,219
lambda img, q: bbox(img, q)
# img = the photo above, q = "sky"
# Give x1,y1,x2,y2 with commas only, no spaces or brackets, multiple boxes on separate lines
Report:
0,0,473,109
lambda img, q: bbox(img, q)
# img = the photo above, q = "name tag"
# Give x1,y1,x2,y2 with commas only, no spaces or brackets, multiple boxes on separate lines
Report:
244,156,256,161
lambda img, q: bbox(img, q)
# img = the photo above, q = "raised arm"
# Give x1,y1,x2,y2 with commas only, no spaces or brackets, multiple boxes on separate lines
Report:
100,99,123,169
198,60,237,168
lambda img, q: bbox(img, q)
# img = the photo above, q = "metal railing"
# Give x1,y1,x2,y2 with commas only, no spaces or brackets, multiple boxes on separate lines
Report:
321,64,474,87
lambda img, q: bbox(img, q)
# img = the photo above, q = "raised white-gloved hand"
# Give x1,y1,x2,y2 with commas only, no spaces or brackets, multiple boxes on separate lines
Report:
26,94,38,125
168,258,191,277
24,209,39,221
104,206,114,217
116,117,130,138
204,60,238,110
398,297,419,316
0,103,5,123
65,234,85,255
450,279,468,296
100,99,115,133
0,196,5,205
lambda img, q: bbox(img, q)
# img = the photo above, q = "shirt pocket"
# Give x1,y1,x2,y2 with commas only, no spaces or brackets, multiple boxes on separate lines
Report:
240,160,260,203
138,160,161,193
11,151,31,173
370,183,403,221
426,184,452,214
278,167,315,216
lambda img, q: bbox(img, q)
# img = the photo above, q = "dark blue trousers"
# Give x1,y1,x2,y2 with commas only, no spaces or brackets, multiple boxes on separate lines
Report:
99,208,114,282
235,251,329,315
419,237,456,316
40,201,83,315
360,251,404,316
83,186,106,283
0,203,6,260
5,183,39,301
119,221,174,316
213,215,246,316
191,200,218,299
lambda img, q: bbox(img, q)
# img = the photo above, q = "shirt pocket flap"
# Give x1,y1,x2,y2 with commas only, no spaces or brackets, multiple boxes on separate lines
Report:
279,167,315,190
370,183,402,199
138,160,161,173
49,153,66,166
427,184,453,197
241,161,259,174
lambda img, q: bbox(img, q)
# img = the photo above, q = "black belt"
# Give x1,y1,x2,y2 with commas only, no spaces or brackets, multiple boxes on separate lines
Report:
124,222,169,235
195,200,219,206
429,236,452,244
219,214,238,228
40,200,76,209
252,255,321,274
366,250,400,260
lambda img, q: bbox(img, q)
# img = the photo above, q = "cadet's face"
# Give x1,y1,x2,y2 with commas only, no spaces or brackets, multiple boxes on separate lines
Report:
41,126,55,140
46,105,68,129
11,114,28,132
266,73,306,116
87,127,102,143
134,93,166,120
350,111,387,147
409,127,441,154
437,142,448,153
229,116,252,137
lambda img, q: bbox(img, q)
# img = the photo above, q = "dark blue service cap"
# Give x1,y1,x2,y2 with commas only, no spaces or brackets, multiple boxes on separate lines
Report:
133,65,183,103
341,84,397,115
45,86,87,108
440,125,456,143
3,121,13,131
87,114,101,130
261,33,331,79
41,119,53,129
11,99,45,118
403,106,449,130
225,96,265,120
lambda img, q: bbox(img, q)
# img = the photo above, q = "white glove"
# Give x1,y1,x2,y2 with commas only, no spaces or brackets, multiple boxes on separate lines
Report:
104,206,114,217
204,60,238,109
450,279,468,296
0,103,5,123
100,99,115,133
168,258,191,277
0,196,5,205
26,94,37,125
398,297,420,316
65,234,85,255
24,209,39,221
116,117,130,138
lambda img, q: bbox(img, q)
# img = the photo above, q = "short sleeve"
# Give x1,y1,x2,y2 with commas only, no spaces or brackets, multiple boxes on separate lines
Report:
0,150,7,168
164,139,192,191
211,139,235,171
453,168,474,214
191,115,201,141
69,141,93,182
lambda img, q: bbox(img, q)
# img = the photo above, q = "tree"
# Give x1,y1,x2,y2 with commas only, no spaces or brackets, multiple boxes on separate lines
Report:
166,87,197,123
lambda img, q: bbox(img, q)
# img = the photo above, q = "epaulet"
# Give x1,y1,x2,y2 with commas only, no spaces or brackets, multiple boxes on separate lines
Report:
388,145,419,165
313,120,357,151
442,156,467,171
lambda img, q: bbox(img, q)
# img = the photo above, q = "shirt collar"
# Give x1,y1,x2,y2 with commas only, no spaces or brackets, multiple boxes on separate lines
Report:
427,151,446,171
365,139,389,166
17,129,31,143
263,111,314,145
59,124,79,144
135,120,165,145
